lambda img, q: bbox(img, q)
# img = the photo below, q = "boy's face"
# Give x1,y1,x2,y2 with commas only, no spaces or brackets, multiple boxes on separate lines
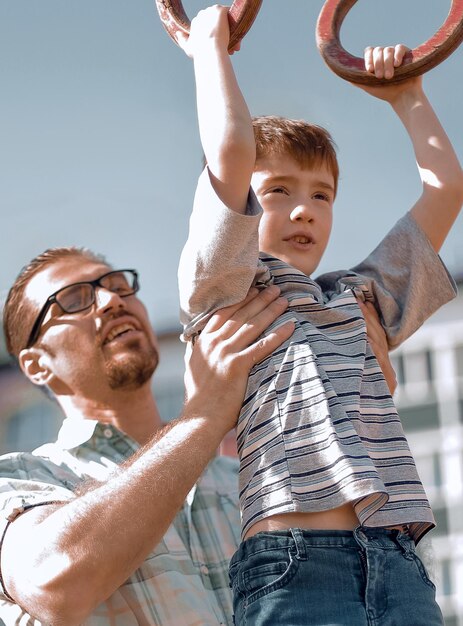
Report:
251,155,335,277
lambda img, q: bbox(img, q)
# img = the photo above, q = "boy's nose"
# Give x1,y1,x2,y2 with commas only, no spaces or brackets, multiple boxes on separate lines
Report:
290,203,314,222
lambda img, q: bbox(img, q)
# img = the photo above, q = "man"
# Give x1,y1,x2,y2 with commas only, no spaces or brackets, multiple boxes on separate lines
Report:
0,247,394,625
0,247,295,625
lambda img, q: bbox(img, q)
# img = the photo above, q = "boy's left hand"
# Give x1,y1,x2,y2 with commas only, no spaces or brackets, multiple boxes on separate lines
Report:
355,44,423,103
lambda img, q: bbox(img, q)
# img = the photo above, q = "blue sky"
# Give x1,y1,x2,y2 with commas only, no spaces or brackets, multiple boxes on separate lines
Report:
1,0,462,331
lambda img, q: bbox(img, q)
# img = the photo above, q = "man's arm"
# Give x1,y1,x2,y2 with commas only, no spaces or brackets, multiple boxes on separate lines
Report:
1,287,294,626
357,299,397,395
177,5,255,213
359,45,463,252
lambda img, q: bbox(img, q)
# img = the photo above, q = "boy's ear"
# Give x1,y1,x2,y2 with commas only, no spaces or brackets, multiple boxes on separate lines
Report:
18,348,54,386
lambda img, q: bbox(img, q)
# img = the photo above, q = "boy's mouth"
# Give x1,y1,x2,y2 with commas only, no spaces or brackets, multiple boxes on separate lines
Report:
284,233,315,248
290,235,312,244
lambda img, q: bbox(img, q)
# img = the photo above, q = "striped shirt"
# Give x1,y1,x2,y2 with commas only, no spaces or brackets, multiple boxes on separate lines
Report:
179,169,457,542
0,419,241,625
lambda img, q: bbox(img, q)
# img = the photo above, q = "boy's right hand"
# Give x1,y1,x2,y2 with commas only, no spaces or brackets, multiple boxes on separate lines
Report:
176,5,240,59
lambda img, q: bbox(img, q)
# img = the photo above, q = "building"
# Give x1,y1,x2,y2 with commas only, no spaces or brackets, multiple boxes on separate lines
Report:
389,274,463,625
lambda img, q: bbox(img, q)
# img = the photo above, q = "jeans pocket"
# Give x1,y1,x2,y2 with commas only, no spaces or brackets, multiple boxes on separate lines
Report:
242,547,300,603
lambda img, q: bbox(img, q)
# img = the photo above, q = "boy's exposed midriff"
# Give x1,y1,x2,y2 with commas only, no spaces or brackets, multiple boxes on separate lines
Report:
243,503,409,540
244,503,360,539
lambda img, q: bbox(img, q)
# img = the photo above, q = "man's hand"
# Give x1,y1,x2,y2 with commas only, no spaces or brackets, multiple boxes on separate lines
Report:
358,300,397,395
185,286,294,432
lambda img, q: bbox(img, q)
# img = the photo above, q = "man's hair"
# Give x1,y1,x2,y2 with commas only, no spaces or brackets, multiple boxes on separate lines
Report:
252,116,339,195
3,247,107,358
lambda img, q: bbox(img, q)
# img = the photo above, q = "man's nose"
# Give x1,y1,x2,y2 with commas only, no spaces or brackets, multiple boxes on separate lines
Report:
94,287,126,313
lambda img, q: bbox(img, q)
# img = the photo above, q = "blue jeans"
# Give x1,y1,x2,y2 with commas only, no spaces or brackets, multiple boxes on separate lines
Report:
229,527,443,625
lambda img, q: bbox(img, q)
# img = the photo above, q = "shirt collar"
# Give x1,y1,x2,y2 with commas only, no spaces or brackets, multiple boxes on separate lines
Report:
55,417,100,450
55,417,141,459
259,253,324,304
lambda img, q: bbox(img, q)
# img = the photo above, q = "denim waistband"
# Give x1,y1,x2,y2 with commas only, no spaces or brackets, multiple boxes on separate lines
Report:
233,526,414,563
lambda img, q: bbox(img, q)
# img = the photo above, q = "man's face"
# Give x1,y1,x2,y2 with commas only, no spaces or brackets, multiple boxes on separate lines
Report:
251,155,335,277
22,257,159,395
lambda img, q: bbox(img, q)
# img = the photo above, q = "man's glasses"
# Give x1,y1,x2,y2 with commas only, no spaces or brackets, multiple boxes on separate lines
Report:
25,269,139,349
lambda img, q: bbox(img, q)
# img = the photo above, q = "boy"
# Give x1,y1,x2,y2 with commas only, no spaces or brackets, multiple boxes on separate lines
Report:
177,5,463,624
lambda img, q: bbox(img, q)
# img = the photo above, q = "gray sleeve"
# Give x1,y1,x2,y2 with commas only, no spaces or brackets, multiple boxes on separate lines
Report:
318,212,457,348
178,168,263,341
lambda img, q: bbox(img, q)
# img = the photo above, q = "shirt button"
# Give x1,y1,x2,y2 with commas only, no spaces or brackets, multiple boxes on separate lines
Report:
200,564,209,575
103,428,113,439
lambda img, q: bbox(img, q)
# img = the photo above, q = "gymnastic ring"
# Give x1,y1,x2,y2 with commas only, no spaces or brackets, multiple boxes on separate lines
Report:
316,0,463,85
155,0,263,51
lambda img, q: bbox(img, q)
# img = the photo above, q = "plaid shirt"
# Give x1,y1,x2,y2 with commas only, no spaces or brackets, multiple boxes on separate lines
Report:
0,418,241,625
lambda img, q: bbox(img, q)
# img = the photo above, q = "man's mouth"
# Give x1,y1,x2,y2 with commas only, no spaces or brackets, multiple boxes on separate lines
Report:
103,322,139,345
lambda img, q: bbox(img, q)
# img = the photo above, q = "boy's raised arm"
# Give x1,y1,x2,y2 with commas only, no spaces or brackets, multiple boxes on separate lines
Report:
358,44,463,252
177,5,255,214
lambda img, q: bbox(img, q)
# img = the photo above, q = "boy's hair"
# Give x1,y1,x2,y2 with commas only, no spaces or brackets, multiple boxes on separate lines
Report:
3,247,107,358
252,116,339,195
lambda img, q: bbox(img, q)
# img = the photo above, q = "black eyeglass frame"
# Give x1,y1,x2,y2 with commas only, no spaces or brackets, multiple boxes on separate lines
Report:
25,269,139,350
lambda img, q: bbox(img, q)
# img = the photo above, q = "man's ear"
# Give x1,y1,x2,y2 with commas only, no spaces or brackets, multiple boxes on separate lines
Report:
18,348,54,386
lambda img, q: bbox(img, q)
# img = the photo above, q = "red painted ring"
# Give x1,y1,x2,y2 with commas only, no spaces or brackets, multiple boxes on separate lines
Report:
316,0,463,85
155,0,263,51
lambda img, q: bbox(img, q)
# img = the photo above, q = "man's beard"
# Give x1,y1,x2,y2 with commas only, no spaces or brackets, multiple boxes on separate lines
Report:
105,340,159,390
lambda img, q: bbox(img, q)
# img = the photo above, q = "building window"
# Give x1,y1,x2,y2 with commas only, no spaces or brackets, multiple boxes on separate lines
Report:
433,453,442,488
425,350,433,381
155,383,185,423
4,402,62,454
432,507,449,536
415,453,442,491
398,403,439,432
391,353,405,386
403,350,433,385
440,559,453,597
455,344,463,379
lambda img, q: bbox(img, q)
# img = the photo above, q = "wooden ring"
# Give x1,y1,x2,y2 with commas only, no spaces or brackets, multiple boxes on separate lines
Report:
316,0,463,85
155,0,263,51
